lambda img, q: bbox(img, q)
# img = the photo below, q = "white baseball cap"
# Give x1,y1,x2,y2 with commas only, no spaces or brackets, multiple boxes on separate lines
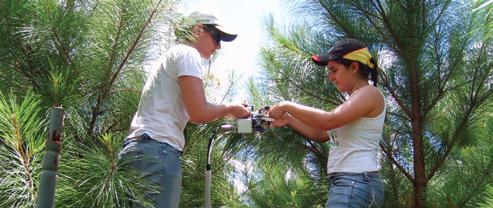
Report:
188,11,237,42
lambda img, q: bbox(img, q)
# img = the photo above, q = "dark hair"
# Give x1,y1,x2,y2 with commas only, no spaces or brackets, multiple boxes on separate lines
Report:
334,58,379,87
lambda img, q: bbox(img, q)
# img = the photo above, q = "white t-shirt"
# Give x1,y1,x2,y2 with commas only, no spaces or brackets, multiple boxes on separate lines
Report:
326,90,386,173
127,44,205,151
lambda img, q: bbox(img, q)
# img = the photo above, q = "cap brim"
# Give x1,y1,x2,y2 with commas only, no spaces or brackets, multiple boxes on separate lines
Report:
311,54,335,66
214,25,237,42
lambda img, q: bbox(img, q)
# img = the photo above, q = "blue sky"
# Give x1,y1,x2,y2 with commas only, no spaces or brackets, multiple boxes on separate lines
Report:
179,0,291,102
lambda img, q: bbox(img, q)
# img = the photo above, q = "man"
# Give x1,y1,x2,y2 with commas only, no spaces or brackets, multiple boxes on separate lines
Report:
118,11,250,207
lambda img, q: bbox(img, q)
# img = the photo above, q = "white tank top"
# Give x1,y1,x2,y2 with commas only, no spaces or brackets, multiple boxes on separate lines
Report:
326,90,386,174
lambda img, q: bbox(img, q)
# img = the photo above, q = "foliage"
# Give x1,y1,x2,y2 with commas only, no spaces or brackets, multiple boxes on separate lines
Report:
0,90,46,207
426,105,493,207
0,0,180,206
245,162,327,208
180,122,246,207
479,185,493,208
56,133,152,207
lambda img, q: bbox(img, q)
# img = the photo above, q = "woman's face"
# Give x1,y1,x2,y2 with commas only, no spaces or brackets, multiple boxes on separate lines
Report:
326,61,356,92
194,25,221,59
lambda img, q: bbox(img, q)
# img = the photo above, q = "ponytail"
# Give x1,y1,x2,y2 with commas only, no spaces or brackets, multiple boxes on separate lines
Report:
368,57,379,87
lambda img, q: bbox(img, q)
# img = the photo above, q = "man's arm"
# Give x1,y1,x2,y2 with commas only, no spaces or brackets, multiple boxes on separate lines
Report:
179,76,248,123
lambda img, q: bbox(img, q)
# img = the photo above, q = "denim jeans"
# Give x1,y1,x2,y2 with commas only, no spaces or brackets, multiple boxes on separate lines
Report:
118,134,182,208
326,172,384,208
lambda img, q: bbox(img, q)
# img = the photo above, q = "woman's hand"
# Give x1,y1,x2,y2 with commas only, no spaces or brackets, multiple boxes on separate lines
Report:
271,113,291,127
268,101,291,119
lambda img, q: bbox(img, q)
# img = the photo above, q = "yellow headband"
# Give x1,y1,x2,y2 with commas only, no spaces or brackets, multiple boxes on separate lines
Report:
342,48,375,69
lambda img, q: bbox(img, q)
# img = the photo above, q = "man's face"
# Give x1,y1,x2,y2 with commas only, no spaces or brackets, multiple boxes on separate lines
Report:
195,25,221,59
203,25,222,46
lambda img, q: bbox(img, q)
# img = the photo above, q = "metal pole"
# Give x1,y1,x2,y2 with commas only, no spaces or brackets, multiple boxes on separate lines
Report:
205,164,212,208
36,107,64,208
205,125,235,208
205,130,216,208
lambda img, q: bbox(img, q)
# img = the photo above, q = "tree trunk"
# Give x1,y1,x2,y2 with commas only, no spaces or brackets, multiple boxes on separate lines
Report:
412,124,427,207
410,56,426,207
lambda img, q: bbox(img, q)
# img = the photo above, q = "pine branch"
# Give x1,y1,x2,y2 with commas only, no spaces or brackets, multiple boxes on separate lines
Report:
65,0,75,11
89,0,130,134
220,73,240,104
307,139,326,165
423,1,451,37
89,0,163,133
4,20,42,90
318,1,354,37
428,44,492,181
381,76,413,117
12,111,35,199
422,32,447,116
380,142,414,182
12,53,40,90
111,0,162,88
371,0,405,52
270,58,342,105
456,159,493,207
388,111,411,122
357,2,388,40
423,32,467,116
52,29,73,65
426,103,473,181
273,77,339,106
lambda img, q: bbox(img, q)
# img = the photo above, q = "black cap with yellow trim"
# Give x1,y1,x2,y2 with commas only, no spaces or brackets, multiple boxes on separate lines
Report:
311,39,374,69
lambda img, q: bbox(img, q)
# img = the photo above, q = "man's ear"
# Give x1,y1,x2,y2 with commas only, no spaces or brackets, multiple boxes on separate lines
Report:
189,24,203,41
192,24,202,33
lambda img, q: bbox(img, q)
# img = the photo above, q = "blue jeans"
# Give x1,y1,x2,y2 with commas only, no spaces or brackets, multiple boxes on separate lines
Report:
326,172,384,208
118,134,182,208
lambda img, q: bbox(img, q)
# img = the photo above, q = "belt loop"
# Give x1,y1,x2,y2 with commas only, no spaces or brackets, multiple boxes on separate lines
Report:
363,172,369,181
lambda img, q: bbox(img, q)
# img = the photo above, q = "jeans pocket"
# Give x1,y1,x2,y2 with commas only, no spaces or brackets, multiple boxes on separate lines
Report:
327,176,355,207
118,143,144,172
119,134,158,170
369,178,384,208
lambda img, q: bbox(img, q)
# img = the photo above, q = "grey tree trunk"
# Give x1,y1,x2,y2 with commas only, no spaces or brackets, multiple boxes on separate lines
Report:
36,107,64,208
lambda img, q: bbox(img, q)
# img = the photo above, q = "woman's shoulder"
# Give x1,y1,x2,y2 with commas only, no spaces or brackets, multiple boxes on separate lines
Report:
350,85,385,117
353,85,382,98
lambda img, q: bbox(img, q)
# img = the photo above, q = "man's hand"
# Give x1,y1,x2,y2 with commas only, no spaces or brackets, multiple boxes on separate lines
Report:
226,103,251,119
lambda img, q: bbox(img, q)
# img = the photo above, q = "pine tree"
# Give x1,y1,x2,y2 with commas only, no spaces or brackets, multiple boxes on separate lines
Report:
255,0,492,207
0,0,181,206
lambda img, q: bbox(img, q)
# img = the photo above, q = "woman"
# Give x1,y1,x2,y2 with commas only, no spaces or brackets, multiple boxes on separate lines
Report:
269,39,385,207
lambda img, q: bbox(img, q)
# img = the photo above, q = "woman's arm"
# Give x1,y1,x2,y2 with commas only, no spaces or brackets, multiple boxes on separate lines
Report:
272,113,329,142
269,86,383,130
